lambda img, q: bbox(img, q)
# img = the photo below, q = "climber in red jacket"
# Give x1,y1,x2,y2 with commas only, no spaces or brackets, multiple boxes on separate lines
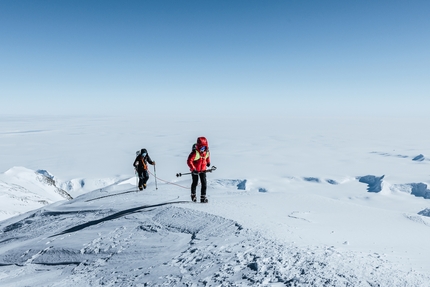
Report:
187,137,211,203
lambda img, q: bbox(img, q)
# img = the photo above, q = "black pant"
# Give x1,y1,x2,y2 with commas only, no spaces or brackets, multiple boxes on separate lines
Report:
191,173,207,197
138,170,149,187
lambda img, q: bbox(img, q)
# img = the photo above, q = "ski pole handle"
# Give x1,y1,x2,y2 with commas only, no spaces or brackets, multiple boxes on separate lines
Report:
206,166,217,172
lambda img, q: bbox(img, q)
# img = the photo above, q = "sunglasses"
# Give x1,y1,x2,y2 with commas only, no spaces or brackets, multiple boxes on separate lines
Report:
200,146,206,152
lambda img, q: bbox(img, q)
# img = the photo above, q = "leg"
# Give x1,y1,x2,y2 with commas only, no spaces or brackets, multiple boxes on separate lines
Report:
200,173,207,203
142,170,149,188
138,171,144,190
191,173,198,202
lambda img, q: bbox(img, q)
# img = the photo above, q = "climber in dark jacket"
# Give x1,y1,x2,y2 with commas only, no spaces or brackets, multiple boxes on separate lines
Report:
133,148,155,190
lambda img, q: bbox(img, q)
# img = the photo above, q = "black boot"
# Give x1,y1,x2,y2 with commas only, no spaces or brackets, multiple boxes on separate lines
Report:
191,194,197,202
200,196,208,203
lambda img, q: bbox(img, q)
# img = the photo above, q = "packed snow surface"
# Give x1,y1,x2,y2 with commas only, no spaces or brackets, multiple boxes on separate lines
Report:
1,115,430,286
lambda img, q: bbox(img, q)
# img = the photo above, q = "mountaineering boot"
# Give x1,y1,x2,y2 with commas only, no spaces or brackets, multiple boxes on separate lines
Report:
143,184,147,189
200,196,208,203
191,194,197,202
139,185,143,191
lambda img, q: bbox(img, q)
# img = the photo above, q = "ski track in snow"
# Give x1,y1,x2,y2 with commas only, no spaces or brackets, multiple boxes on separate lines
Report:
0,202,429,287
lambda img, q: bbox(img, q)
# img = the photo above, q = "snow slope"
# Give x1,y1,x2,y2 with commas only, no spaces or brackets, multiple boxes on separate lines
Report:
0,179,429,286
1,115,430,286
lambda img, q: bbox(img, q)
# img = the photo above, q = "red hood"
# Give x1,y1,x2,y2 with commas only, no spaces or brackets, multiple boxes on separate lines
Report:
196,137,208,150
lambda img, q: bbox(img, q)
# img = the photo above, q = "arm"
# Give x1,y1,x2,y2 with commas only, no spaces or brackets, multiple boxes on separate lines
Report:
187,152,197,171
133,156,139,168
206,150,211,167
146,155,155,165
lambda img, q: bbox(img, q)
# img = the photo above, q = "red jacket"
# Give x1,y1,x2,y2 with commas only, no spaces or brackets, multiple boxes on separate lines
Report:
187,137,210,172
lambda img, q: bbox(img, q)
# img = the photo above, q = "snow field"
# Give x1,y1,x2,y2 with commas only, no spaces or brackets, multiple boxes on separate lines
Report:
1,115,430,285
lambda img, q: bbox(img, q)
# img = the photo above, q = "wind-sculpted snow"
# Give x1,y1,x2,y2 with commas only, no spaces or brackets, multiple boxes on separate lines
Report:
210,179,247,190
410,183,430,199
390,183,430,199
357,175,385,193
326,179,338,185
0,202,429,286
412,154,425,162
303,177,320,183
299,177,339,185
371,151,428,162
418,208,430,217
237,180,247,190
371,151,409,159
403,213,430,227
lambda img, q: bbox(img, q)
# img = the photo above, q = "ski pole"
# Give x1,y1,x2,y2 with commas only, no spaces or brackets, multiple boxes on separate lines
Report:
154,165,158,190
135,170,138,192
176,166,217,177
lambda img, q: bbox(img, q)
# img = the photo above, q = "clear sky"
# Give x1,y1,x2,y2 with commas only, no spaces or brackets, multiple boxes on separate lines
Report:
1,0,429,117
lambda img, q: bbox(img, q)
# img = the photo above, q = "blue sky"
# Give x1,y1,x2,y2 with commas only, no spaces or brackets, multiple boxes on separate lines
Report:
1,0,429,117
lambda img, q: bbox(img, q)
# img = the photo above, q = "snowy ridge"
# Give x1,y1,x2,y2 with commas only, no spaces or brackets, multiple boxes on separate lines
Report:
59,175,131,198
0,167,135,221
36,170,73,200
0,167,72,221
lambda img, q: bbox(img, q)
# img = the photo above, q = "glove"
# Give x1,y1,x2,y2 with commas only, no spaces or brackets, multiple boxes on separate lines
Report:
152,161,156,165
206,162,210,167
192,170,199,175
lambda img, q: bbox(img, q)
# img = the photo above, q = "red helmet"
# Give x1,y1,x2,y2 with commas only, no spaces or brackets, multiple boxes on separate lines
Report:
196,137,208,151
